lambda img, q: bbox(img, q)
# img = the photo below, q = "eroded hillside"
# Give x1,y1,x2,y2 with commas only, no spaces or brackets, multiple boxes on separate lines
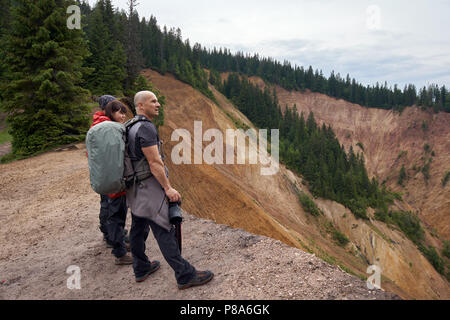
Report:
250,76,450,241
140,69,449,299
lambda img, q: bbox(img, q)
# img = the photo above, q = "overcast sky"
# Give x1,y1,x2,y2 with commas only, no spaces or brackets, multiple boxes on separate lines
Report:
102,0,450,89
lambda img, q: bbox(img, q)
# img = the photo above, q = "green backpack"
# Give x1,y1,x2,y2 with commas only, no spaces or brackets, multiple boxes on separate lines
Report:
86,121,126,194
86,117,152,195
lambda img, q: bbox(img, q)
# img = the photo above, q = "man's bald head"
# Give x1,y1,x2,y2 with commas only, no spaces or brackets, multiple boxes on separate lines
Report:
134,91,155,108
134,91,161,120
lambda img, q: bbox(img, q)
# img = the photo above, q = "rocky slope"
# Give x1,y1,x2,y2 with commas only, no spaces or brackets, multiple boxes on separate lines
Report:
0,144,398,300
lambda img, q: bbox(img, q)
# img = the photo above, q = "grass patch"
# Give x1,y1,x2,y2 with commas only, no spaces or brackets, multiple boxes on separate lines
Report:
296,237,313,254
422,160,431,180
397,150,408,159
298,192,321,216
321,220,350,247
367,222,391,243
374,208,449,279
338,263,367,281
224,111,250,131
0,126,12,144
332,230,350,247
418,244,445,275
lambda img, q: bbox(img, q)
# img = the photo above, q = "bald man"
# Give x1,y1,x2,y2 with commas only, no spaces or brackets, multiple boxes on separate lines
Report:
126,91,214,288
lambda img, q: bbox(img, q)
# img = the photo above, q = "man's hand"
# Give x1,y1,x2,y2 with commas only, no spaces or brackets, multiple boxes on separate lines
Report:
165,187,181,203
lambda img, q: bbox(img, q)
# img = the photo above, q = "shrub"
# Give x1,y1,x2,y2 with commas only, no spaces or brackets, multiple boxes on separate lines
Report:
389,211,424,245
398,165,407,186
333,230,350,247
397,150,408,159
422,162,431,180
298,192,321,216
419,245,445,275
346,198,369,220
443,240,450,259
442,171,450,187
356,142,364,151
374,209,388,222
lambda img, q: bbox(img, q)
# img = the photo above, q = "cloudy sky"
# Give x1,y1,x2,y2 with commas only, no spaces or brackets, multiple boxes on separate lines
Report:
106,0,449,89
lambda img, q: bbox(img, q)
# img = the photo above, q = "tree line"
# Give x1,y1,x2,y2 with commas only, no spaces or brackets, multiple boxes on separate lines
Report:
1,0,448,157
201,50,450,113
77,1,450,114
115,8,449,113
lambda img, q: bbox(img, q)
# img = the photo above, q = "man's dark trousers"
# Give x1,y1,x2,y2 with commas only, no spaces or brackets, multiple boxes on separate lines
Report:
130,213,196,284
106,196,128,258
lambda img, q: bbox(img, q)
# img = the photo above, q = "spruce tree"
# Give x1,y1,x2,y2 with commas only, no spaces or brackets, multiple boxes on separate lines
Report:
124,0,143,90
2,0,91,156
83,0,126,95
0,0,12,105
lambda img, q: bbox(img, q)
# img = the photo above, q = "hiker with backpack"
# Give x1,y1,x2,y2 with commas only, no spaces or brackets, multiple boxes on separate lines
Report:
91,95,117,248
89,98,132,265
126,90,214,288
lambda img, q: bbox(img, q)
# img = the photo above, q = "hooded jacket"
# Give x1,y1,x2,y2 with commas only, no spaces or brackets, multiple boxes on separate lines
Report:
91,111,110,127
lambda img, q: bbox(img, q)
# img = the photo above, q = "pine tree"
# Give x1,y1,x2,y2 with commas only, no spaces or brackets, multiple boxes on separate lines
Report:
0,0,12,105
2,0,91,156
124,0,143,90
83,0,126,95
398,165,407,186
103,43,127,94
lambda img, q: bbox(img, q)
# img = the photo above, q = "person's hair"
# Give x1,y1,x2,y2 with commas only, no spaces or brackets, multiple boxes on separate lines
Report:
104,100,127,121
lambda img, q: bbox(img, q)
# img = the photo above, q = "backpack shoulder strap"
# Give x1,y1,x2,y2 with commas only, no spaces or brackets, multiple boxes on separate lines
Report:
124,115,151,133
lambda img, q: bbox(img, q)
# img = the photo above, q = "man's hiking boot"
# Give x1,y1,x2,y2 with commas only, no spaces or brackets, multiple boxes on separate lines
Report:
135,261,161,282
178,270,214,290
115,253,133,265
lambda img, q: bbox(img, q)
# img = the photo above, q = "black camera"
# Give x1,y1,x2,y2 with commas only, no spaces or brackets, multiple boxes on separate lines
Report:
168,200,183,225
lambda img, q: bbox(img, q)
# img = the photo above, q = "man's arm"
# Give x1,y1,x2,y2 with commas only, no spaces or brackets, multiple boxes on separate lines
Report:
142,145,181,202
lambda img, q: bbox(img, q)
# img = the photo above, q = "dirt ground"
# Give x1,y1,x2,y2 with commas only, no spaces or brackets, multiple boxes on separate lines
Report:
0,143,399,300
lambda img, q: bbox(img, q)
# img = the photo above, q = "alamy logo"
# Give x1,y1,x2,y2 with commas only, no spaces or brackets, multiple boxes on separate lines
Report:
171,121,279,175
366,265,382,290
66,5,81,30
66,265,81,290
